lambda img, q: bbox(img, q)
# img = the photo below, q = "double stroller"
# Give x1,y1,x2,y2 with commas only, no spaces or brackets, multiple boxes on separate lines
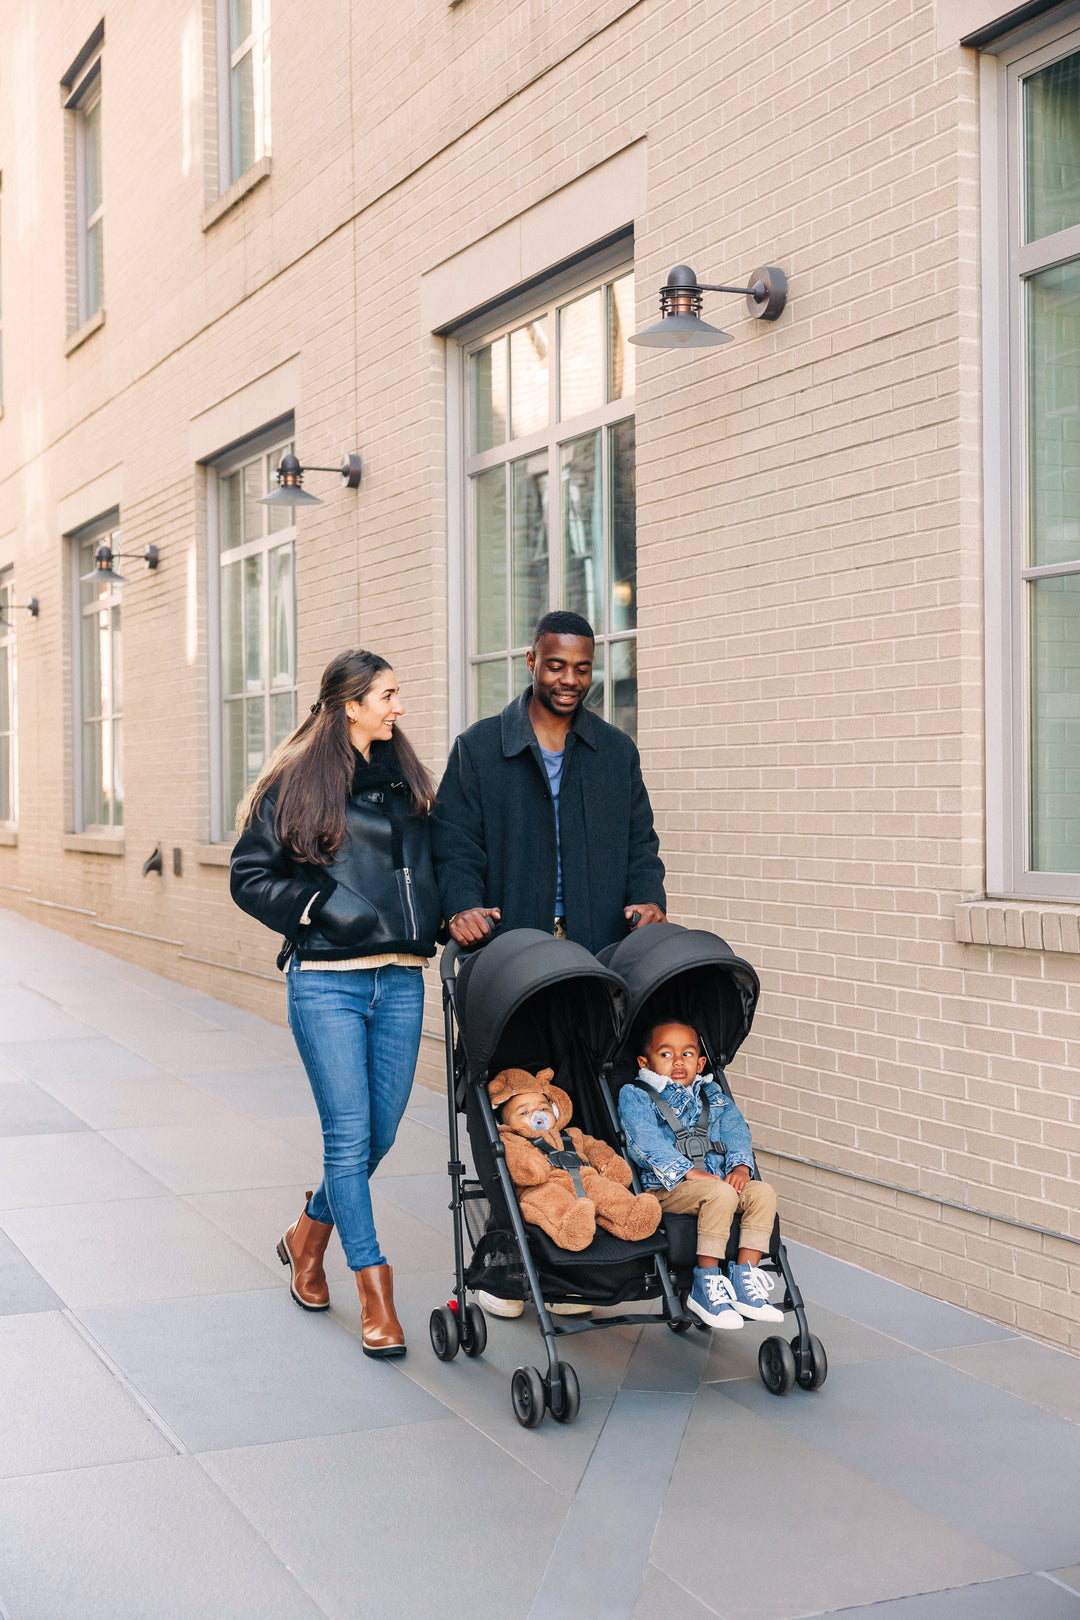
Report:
429,921,827,1428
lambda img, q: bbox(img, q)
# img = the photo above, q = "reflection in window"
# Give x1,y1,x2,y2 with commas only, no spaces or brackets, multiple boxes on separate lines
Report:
219,437,296,829
221,0,271,188
465,265,637,735
1025,51,1080,242
76,527,122,829
0,572,13,823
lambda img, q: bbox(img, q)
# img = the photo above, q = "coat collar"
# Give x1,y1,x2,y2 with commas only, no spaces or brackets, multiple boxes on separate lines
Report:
636,1069,717,1116
499,689,599,758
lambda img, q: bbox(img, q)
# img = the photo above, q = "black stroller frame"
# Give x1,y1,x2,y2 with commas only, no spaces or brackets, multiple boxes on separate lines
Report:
430,923,827,1428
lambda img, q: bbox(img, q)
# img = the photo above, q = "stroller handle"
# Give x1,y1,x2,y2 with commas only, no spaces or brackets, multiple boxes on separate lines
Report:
440,939,461,986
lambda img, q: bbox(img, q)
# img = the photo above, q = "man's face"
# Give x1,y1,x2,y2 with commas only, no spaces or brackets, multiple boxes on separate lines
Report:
638,1023,706,1087
526,634,594,717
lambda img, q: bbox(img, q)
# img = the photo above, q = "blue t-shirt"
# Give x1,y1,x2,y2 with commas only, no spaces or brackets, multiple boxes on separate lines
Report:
539,745,565,914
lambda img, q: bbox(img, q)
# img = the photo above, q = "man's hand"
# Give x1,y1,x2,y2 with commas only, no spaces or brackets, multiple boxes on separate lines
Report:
725,1165,751,1194
625,903,665,929
449,907,501,946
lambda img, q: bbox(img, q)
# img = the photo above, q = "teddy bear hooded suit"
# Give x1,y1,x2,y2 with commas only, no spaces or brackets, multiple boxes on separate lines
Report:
490,1068,662,1251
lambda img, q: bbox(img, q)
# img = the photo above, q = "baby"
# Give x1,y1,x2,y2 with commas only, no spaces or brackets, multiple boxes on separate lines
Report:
617,1021,784,1331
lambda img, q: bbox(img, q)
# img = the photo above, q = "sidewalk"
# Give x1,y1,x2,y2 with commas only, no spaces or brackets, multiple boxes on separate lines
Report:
2,906,1080,1620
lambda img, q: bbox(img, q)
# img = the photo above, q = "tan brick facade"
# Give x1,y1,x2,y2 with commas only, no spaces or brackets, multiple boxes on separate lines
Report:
2,0,1079,1347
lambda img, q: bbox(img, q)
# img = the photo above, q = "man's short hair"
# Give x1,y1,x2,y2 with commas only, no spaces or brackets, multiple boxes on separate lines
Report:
531,610,595,649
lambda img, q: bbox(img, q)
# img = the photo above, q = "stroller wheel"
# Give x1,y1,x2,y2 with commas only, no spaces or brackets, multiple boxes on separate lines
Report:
429,1305,460,1362
547,1362,580,1425
668,1314,695,1334
791,1332,828,1390
460,1302,488,1359
758,1335,797,1396
511,1365,545,1428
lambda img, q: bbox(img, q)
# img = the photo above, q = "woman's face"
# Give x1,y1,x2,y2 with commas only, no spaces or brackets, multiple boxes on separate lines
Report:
346,670,405,756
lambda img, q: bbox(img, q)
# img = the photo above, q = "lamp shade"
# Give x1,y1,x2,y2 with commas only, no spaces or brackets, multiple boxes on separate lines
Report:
629,313,734,348
259,452,324,508
80,545,126,584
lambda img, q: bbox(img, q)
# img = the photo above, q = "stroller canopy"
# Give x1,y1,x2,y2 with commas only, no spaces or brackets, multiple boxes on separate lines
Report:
599,921,760,1069
454,928,625,1080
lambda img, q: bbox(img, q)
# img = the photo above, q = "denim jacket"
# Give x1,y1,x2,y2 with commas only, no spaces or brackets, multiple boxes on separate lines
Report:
617,1070,756,1192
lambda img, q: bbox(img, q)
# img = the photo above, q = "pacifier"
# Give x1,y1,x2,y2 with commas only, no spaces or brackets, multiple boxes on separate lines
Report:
528,1108,555,1132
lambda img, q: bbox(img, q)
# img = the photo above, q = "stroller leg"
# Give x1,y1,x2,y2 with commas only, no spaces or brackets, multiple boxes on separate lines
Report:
774,1240,811,1367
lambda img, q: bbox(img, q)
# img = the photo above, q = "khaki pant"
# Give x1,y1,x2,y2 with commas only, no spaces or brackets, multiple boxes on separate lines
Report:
656,1176,777,1261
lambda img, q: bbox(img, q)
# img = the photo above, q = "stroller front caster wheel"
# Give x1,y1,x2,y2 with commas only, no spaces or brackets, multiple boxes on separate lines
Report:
791,1332,828,1390
547,1362,580,1425
460,1302,488,1359
758,1335,797,1395
668,1315,695,1334
511,1365,546,1428
429,1305,460,1362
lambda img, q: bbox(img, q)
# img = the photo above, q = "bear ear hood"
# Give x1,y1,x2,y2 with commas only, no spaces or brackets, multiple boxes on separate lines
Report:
488,1067,572,1126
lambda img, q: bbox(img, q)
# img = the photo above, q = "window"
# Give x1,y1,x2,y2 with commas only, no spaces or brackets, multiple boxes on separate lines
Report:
213,431,296,834
218,0,270,189
0,570,15,825
72,520,122,832
460,262,637,735
66,56,104,328
986,22,1080,898
0,175,5,407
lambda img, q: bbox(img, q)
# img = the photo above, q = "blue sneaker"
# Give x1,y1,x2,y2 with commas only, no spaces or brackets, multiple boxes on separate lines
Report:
687,1266,743,1331
728,1263,784,1321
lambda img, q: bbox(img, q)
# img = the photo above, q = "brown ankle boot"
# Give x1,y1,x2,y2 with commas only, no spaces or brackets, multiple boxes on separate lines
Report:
355,1263,406,1358
277,1192,333,1311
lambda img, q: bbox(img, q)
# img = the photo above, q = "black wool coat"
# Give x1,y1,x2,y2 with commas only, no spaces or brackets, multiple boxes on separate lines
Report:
430,691,666,955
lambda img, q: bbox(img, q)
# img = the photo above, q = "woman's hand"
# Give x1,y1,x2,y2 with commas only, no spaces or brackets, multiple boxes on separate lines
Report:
449,907,501,945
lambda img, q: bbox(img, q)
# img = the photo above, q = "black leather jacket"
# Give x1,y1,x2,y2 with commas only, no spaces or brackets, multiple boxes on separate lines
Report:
230,747,441,966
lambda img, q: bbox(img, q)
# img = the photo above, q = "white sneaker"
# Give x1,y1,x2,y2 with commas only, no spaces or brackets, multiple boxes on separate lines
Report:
687,1266,744,1331
548,1301,593,1317
476,1291,523,1318
728,1263,785,1322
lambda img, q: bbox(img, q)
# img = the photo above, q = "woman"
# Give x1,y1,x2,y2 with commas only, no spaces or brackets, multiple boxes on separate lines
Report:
230,649,440,1358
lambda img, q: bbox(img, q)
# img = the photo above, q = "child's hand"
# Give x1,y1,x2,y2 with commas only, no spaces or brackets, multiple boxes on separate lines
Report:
725,1166,751,1193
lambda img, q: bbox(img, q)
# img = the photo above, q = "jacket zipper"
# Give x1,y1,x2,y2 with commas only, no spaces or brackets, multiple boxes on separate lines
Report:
401,867,419,937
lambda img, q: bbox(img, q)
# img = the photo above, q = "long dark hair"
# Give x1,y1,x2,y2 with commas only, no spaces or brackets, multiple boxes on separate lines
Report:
237,649,436,864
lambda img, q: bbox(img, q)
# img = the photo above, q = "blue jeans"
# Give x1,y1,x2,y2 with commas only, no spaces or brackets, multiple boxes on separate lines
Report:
286,962,425,1270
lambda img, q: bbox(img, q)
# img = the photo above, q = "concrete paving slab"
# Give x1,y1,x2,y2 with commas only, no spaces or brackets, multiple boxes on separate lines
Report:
0,1035,165,1082
633,1567,720,1619
33,1071,256,1130
0,1310,174,1477
784,1243,1016,1351
0,985,101,1042
377,1113,462,1176
201,1419,569,1620
651,1385,1018,1620
178,1063,316,1118
71,1001,225,1036
1,1195,285,1306
700,1301,915,1385
1055,1567,1080,1596
373,1168,455,1235
0,1080,92,1135
259,1112,325,1158
0,1229,62,1315
720,1353,1080,1570
78,1287,449,1451
108,1027,297,1073
99,1117,316,1194
935,1334,1080,1425
822,1573,1080,1617
0,1129,166,1206
0,1455,326,1620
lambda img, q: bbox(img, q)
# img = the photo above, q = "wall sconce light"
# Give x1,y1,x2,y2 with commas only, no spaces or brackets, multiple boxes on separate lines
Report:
259,452,363,510
629,263,788,349
80,543,160,586
0,597,39,631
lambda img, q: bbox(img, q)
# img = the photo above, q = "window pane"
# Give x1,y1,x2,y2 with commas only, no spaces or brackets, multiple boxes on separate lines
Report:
561,431,603,629
224,700,245,824
81,606,103,723
472,466,507,653
271,690,296,750
585,643,604,720
610,637,637,741
509,319,549,440
86,220,103,318
266,451,292,533
607,275,636,402
0,735,9,823
222,558,243,695
79,539,103,610
231,0,254,44
558,289,604,420
268,543,295,686
511,652,529,697
232,49,256,178
473,660,508,720
243,552,263,689
82,719,104,828
110,603,122,717
221,471,242,552
511,453,549,647
609,418,636,632
243,460,264,546
84,98,102,219
1030,574,1080,871
245,695,266,788
1027,261,1080,567
471,339,507,454
1025,51,1080,242
111,716,123,826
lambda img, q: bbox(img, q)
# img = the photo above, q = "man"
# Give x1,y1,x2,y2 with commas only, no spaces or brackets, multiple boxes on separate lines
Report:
432,610,667,1319
433,610,666,953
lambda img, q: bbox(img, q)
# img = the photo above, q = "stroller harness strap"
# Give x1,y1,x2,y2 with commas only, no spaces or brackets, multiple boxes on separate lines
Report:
535,1133,588,1199
629,1080,726,1166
